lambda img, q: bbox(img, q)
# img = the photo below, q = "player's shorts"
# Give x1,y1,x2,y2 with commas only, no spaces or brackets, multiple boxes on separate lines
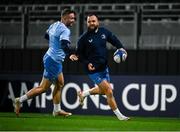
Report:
88,68,110,85
43,54,63,82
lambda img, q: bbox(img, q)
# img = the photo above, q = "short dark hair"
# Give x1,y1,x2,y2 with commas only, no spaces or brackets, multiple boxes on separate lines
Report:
61,8,76,17
87,13,99,20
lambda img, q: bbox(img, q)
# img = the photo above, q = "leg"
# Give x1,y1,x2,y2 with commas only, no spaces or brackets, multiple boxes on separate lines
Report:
98,80,117,110
89,87,104,95
78,86,103,106
52,73,72,117
14,77,52,116
98,80,129,120
26,77,52,98
78,68,109,105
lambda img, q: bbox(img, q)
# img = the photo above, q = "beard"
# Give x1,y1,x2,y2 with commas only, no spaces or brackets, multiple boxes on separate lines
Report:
66,22,73,27
87,25,98,32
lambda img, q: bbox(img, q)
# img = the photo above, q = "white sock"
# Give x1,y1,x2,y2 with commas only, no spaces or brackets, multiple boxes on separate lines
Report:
82,90,90,97
113,108,126,120
19,95,28,103
53,103,61,112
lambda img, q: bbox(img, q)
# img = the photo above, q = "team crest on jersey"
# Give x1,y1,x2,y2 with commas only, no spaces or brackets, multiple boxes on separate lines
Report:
101,34,106,39
88,39,93,43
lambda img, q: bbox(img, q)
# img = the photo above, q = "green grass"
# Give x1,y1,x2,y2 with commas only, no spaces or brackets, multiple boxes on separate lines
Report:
0,112,180,131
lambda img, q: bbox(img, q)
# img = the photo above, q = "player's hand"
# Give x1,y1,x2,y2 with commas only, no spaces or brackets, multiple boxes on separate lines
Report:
88,63,95,71
69,54,78,61
119,48,128,61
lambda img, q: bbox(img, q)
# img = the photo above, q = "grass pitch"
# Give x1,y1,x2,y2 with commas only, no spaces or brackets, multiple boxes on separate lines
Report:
0,112,180,131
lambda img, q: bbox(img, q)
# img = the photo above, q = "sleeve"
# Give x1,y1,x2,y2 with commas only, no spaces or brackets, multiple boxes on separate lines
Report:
44,32,49,40
106,28,124,49
44,24,53,40
60,28,72,56
75,36,88,64
60,28,70,42
76,37,84,59
61,40,72,56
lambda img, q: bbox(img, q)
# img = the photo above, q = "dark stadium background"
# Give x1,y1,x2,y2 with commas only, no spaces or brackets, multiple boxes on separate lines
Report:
0,0,180,75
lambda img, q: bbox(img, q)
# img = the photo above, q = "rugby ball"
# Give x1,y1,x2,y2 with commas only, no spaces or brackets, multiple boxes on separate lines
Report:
113,49,127,63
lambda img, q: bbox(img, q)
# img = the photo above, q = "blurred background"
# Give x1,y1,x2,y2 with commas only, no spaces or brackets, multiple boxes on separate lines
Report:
0,1,180,117
0,0,180,74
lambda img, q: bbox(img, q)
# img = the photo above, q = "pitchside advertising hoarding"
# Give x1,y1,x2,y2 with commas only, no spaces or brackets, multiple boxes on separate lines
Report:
0,74,179,117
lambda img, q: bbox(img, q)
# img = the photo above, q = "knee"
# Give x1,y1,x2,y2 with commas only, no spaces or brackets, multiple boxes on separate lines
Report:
56,81,64,90
105,88,113,98
59,81,64,88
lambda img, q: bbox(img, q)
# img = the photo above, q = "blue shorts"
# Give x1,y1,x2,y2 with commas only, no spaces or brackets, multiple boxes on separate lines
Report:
88,68,110,85
43,54,62,82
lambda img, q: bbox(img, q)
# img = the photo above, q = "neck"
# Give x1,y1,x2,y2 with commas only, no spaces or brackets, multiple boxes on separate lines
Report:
61,19,66,26
88,27,99,33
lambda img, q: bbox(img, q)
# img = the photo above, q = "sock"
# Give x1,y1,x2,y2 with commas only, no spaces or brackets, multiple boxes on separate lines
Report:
113,108,126,120
82,90,90,97
53,103,61,112
19,95,28,103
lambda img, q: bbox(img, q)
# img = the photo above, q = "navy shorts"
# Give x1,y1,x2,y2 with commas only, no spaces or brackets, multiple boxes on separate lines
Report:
88,68,110,85
43,54,62,82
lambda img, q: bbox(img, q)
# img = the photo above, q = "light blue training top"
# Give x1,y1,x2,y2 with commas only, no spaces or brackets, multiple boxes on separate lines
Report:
46,21,71,63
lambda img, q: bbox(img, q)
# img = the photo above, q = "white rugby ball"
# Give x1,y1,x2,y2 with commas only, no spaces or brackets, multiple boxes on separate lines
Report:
113,49,126,63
